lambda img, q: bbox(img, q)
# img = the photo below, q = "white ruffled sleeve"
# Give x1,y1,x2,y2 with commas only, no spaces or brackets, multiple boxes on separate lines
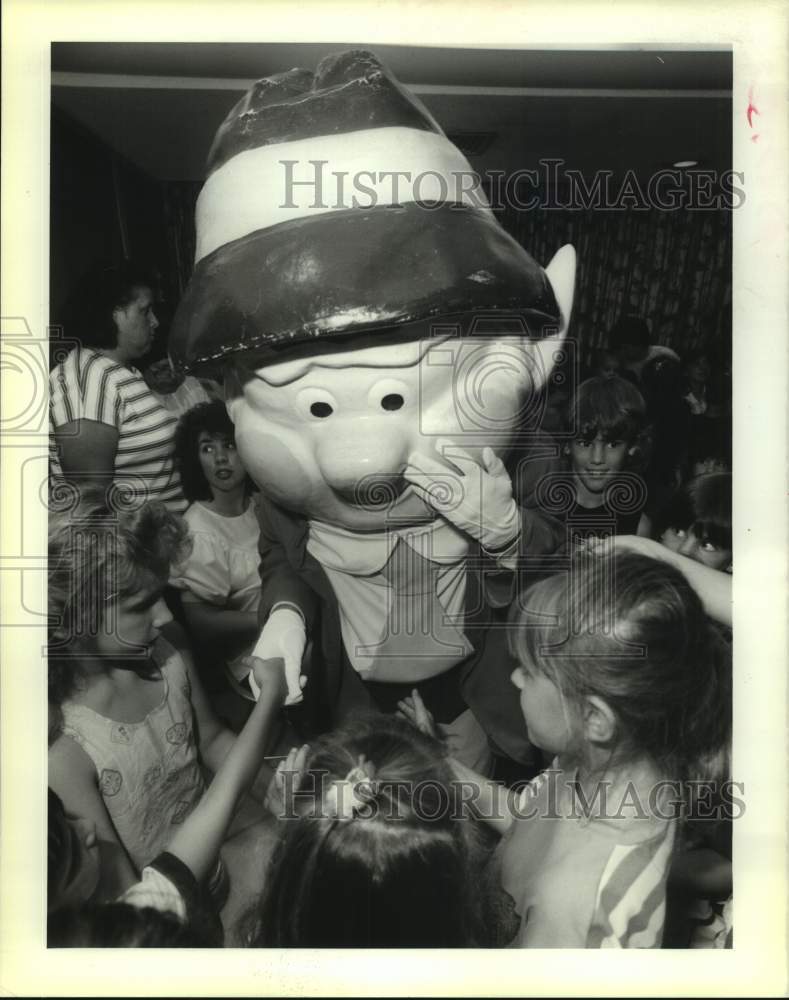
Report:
170,530,231,606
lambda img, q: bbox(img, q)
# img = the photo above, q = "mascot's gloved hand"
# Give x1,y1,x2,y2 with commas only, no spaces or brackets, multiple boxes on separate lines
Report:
249,606,307,705
404,439,521,553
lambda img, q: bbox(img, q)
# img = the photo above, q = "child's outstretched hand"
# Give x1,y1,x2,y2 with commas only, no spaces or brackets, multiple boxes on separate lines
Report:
240,654,288,706
589,534,668,560
265,744,309,819
397,688,439,739
243,654,308,706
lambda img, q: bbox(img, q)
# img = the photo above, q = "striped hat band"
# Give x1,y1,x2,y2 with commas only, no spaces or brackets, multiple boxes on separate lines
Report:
169,50,560,373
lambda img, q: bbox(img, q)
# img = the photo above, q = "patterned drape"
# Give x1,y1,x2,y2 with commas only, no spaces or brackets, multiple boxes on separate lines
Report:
163,182,201,297
497,206,732,363
162,183,732,365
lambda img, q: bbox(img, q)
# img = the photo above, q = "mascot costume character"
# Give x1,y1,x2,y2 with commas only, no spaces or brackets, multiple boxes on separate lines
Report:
169,50,575,769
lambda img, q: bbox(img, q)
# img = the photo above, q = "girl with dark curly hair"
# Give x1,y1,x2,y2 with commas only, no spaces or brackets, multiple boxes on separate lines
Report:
170,401,262,697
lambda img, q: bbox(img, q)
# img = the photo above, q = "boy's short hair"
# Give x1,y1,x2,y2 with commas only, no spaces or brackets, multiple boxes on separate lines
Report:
568,375,648,447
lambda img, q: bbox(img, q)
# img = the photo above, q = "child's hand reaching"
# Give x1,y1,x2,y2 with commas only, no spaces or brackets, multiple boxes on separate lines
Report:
252,607,307,704
588,534,668,560
243,654,307,706
265,744,309,819
586,534,732,626
241,655,289,706
397,688,439,739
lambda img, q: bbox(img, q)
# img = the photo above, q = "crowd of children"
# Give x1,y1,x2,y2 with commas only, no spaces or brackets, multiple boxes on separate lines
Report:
47,313,733,950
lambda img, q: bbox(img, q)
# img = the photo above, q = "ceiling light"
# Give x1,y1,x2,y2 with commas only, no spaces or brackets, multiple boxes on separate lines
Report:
673,159,699,168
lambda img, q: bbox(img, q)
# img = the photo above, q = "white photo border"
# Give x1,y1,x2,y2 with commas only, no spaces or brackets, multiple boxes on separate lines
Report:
1,0,787,995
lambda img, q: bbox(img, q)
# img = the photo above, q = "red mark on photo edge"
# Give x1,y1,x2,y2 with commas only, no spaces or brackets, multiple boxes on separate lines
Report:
746,86,760,139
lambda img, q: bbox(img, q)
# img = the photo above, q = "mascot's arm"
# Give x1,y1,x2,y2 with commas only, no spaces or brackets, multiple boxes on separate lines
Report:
507,429,565,561
480,441,564,606
512,504,564,560
481,476,564,608
249,497,318,705
255,496,318,630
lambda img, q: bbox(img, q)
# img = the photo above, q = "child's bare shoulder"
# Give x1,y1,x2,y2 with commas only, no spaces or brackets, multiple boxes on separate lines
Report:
74,673,118,715
48,729,95,780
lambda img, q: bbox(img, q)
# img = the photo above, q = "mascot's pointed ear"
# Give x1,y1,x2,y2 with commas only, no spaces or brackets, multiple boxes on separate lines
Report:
544,244,576,338
522,244,576,393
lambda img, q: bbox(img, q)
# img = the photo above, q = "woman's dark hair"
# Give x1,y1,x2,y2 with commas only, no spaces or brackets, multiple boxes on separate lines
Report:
508,551,731,786
47,495,191,705
246,714,513,948
173,400,254,502
48,902,218,948
568,375,649,459
653,472,732,551
63,262,156,350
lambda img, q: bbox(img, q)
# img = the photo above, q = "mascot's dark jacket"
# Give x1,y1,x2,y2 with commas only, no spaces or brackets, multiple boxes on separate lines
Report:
255,432,568,763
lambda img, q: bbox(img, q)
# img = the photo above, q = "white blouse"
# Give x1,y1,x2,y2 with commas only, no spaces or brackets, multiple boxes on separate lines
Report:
171,500,260,613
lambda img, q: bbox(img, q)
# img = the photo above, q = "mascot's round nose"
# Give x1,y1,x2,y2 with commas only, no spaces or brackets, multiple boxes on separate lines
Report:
317,427,410,506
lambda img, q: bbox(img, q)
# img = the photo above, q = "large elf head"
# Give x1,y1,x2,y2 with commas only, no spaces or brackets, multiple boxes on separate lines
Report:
170,50,575,531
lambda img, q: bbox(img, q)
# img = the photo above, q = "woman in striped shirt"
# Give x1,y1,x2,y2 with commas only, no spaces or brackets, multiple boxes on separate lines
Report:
50,264,186,512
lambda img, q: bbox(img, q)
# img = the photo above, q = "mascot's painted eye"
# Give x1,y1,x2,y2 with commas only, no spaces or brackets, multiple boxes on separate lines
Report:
367,379,410,413
381,394,404,411
297,388,339,420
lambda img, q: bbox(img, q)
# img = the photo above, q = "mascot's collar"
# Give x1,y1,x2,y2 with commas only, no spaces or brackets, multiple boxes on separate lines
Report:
306,517,469,576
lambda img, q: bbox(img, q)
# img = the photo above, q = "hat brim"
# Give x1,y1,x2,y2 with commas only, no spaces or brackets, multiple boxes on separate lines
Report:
169,202,560,373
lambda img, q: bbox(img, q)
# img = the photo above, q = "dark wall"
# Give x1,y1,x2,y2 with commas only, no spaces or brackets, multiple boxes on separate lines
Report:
50,108,176,361
158,179,732,369
501,203,732,364
51,108,732,372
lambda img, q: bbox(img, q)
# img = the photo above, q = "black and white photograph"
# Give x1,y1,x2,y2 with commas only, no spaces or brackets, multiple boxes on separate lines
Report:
1,1,786,995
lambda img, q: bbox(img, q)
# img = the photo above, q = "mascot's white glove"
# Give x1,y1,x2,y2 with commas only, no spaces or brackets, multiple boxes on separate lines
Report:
404,439,521,554
248,605,307,706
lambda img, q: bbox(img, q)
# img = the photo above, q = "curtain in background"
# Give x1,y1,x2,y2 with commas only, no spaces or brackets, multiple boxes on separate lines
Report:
163,182,201,298
498,206,732,364
162,182,732,366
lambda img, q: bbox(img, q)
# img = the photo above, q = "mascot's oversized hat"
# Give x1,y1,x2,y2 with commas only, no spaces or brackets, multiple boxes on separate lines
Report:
169,49,565,373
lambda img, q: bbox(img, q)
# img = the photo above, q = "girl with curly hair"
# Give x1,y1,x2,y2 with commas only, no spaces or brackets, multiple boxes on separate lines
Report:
47,495,259,903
